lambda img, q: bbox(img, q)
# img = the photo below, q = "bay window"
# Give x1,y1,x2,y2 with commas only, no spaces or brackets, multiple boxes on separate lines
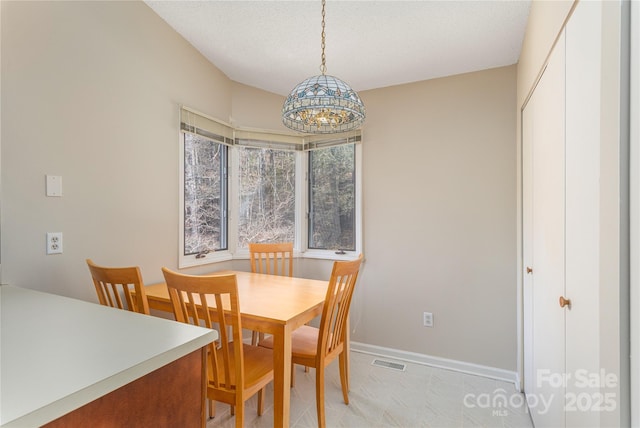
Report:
179,106,361,268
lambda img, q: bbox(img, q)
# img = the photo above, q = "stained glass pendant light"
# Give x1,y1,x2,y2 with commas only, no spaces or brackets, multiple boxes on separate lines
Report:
282,0,366,134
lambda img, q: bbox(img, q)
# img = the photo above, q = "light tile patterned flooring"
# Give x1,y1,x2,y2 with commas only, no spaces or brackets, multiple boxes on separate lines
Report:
206,350,534,427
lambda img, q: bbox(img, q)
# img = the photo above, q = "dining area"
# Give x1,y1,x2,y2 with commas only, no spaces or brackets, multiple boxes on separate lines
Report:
2,254,537,428
85,244,364,428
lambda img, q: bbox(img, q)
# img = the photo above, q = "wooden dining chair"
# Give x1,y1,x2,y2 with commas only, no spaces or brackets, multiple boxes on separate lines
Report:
86,259,150,315
248,242,294,277
259,254,364,428
248,242,294,345
161,267,274,427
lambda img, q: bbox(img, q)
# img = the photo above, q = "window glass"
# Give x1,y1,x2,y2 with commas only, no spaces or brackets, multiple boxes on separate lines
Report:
237,147,296,248
183,133,228,255
308,144,356,250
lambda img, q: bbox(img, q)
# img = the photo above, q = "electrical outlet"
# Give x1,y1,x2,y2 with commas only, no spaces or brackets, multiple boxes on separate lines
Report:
423,311,433,327
47,232,63,255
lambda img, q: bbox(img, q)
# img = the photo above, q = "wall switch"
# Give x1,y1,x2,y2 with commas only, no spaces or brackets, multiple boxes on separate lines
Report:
423,312,434,327
46,175,63,197
46,232,63,254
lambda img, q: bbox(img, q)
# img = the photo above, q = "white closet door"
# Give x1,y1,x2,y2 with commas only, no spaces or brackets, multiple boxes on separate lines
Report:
565,1,603,426
522,69,535,401
523,30,567,428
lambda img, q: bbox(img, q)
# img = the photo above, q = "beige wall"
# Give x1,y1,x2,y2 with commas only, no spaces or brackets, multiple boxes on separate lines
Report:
230,81,287,132
1,1,517,372
0,0,235,302
353,67,517,370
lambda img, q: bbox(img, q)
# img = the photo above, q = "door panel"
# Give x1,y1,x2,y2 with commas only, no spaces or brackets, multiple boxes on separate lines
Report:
565,2,602,426
523,30,566,428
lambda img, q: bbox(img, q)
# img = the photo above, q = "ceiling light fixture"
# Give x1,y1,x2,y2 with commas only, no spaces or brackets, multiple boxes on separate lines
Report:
281,0,366,134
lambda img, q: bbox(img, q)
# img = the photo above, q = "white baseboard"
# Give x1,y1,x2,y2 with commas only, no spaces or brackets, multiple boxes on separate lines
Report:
350,341,520,390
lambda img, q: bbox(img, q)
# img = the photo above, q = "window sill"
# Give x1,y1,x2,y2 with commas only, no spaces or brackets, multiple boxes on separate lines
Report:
178,251,233,269
179,249,360,267
302,250,361,262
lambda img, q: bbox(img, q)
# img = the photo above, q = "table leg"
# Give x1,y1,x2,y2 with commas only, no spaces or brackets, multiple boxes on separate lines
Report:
272,324,292,427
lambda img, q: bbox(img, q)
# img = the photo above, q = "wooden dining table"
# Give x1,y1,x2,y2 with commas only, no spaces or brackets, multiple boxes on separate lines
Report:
143,270,329,427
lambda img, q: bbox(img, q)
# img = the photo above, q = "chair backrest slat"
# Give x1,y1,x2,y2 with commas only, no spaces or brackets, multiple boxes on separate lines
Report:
162,268,244,394
318,255,363,357
86,259,150,315
248,242,294,277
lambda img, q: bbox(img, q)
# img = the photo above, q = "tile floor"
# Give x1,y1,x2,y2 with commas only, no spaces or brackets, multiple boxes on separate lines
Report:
206,350,534,427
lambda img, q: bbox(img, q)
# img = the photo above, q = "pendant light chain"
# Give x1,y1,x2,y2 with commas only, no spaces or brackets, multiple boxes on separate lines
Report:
320,0,327,75
281,0,365,133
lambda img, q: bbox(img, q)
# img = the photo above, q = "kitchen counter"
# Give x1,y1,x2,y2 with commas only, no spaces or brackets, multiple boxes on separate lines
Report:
0,285,216,427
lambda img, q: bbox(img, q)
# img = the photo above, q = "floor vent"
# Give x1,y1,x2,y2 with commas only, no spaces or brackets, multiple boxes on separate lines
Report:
371,359,406,371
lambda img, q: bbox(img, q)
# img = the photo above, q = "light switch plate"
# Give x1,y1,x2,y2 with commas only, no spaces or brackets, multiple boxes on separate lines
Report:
46,175,63,197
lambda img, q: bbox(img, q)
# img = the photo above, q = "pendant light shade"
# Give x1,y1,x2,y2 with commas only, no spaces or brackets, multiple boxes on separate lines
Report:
282,74,366,134
281,0,365,134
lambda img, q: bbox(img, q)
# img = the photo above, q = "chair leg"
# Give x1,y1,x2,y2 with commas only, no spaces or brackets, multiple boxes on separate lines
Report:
315,365,326,428
208,399,215,419
257,387,265,415
291,364,308,387
339,352,350,404
230,404,235,416
234,401,244,428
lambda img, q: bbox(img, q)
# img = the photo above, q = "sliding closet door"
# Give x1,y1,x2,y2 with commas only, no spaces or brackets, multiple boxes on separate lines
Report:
522,30,566,428
565,2,602,426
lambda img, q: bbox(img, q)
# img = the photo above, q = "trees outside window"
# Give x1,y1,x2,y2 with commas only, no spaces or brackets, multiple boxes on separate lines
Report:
237,147,295,248
308,144,356,251
183,133,228,255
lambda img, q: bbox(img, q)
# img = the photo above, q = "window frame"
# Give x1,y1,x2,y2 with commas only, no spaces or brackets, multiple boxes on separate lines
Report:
302,142,363,261
230,134,305,260
179,132,232,268
178,107,233,268
178,107,362,267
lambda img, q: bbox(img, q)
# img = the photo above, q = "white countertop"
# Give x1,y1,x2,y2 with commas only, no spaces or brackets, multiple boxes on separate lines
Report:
0,285,216,427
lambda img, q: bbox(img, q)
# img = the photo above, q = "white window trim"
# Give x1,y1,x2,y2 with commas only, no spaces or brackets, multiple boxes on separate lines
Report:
227,145,240,257
178,132,232,268
302,143,363,261
294,149,306,255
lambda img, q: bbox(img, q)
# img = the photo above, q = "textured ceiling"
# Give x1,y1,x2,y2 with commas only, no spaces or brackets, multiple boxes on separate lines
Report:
145,0,531,96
